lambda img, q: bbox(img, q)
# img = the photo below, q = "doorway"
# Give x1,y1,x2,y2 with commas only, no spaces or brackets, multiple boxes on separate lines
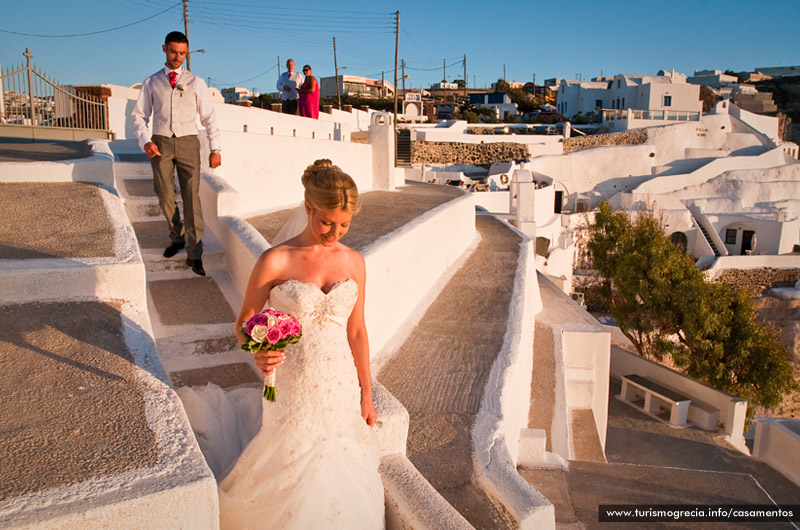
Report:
741,230,755,255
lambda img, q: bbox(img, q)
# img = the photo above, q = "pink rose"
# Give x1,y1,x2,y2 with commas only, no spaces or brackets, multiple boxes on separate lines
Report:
290,321,301,335
277,319,292,338
266,327,282,344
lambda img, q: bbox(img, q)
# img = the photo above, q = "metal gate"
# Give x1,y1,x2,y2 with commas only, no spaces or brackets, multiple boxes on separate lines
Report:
1,48,110,136
396,128,411,167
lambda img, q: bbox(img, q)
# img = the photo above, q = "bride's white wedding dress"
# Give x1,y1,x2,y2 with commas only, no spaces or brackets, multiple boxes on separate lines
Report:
177,279,384,529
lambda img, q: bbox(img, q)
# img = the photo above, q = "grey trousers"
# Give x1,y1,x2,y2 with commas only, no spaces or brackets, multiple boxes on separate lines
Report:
150,134,204,259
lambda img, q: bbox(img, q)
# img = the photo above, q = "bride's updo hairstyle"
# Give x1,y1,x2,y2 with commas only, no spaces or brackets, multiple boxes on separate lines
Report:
302,159,360,215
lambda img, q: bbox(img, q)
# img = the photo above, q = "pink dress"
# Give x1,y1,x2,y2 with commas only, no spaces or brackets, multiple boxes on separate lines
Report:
298,76,320,119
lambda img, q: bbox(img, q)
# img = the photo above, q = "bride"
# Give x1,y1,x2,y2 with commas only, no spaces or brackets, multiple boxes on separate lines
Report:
178,160,385,529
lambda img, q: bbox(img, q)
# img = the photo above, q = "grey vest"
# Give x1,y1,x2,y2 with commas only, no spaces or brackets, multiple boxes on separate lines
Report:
150,70,199,138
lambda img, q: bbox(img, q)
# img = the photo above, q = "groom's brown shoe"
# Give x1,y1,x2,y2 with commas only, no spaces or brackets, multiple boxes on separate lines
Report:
186,258,206,276
163,241,185,258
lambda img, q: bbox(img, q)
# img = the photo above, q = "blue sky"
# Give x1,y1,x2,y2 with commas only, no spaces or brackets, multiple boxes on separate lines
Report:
1,0,798,94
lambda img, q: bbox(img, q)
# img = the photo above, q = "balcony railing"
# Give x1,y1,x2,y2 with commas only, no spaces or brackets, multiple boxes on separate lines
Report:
602,108,700,122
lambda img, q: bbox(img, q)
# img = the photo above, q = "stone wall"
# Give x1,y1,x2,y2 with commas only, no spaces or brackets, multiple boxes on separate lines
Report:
411,141,529,165
717,267,800,296
562,129,648,153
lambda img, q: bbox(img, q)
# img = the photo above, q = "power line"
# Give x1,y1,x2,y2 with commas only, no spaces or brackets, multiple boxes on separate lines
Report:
188,0,392,16
405,60,462,72
0,2,181,38
210,63,277,86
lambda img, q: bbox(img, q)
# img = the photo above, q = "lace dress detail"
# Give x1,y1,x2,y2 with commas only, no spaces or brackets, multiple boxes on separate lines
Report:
178,279,384,529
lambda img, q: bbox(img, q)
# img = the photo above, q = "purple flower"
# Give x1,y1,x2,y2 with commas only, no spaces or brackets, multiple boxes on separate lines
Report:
245,312,269,335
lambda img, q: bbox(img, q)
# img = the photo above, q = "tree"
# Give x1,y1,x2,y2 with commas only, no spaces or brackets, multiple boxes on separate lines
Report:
699,86,721,113
251,93,275,108
584,201,797,412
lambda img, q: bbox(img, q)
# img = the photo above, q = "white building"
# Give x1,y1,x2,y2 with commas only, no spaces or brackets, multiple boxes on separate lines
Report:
469,92,518,118
319,75,394,99
220,87,258,105
687,69,739,90
556,72,701,121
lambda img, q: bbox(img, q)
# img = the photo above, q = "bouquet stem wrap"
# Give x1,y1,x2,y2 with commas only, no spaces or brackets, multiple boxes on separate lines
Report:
263,372,276,402
240,309,302,403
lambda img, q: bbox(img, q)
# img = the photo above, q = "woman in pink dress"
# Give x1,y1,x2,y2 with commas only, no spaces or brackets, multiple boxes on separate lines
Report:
298,64,320,119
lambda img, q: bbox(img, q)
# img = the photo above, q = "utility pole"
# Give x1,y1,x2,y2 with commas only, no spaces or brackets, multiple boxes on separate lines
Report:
183,0,191,71
277,56,281,77
503,63,506,81
443,58,446,103
463,54,467,100
381,71,385,99
333,36,341,109
393,11,399,167
401,59,406,91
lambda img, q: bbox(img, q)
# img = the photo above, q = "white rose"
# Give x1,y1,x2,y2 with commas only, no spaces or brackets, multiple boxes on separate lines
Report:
267,315,278,328
250,325,269,343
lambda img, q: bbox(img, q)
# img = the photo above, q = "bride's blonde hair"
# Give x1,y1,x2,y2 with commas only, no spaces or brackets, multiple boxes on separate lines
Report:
302,159,360,214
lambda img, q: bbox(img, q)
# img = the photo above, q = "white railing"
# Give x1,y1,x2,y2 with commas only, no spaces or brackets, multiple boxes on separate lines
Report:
1,48,109,132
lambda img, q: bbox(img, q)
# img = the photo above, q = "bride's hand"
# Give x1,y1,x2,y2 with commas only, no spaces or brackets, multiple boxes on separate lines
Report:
361,397,377,427
253,349,284,376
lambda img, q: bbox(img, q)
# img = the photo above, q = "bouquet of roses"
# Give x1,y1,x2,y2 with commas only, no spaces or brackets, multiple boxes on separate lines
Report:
240,309,302,402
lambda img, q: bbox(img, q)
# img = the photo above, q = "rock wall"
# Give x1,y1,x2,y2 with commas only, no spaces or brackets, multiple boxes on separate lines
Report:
411,141,529,165
717,267,800,296
562,129,648,153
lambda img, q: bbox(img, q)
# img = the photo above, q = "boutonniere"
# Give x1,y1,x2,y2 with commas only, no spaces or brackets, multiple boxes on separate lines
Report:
176,84,185,95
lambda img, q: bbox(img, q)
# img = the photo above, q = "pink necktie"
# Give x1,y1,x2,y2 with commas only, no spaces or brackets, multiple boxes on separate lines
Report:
169,71,177,88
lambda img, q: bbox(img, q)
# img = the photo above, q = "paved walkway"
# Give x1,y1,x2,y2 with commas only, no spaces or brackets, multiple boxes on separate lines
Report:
0,138,92,162
0,182,160,505
520,374,800,530
247,181,462,250
379,215,522,530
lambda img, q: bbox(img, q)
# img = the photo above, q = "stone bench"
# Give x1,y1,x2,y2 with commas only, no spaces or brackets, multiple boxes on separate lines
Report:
688,399,721,431
618,374,691,427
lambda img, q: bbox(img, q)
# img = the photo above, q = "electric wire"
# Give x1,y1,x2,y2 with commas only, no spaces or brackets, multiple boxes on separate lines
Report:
0,2,181,37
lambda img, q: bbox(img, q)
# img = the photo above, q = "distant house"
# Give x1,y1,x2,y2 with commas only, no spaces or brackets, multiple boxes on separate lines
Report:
753,65,800,78
490,80,525,90
468,92,518,118
319,75,394,99
687,70,739,90
220,87,258,105
556,72,701,120
431,82,458,90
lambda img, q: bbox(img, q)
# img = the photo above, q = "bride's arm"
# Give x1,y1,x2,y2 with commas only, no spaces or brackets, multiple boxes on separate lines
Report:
347,252,377,427
236,248,285,375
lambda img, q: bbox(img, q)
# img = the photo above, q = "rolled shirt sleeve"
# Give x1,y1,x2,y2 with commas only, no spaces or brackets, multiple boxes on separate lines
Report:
131,78,154,152
195,78,221,152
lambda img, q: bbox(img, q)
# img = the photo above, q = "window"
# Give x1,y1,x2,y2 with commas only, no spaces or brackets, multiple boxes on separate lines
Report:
725,228,737,245
663,95,672,107
622,97,625,108
617,79,621,89
595,99,603,109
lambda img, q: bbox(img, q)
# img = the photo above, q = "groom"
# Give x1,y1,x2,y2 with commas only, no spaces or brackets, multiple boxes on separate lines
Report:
131,30,221,276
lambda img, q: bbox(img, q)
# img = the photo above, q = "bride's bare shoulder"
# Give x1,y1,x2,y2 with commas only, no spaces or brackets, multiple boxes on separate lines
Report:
255,244,294,272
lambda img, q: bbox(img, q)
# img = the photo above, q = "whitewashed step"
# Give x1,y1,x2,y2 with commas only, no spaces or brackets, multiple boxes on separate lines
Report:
115,160,152,179
143,249,226,274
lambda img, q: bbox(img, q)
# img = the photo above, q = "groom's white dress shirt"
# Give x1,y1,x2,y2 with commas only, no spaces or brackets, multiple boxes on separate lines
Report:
132,66,221,152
